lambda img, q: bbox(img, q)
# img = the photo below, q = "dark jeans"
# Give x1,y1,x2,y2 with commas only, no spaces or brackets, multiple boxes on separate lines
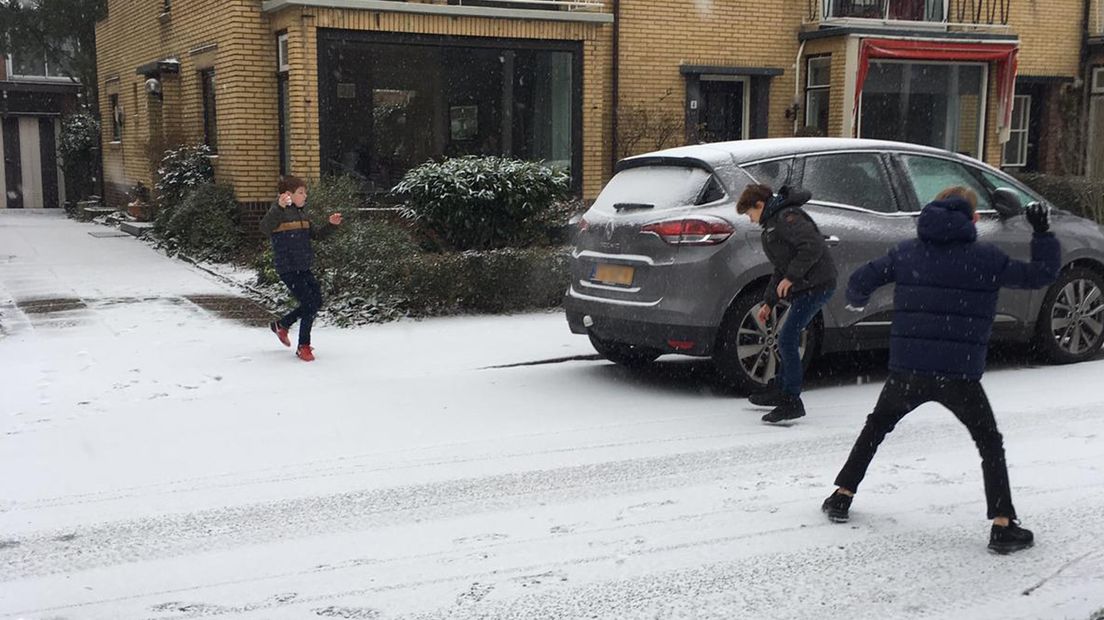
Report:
834,372,1017,520
778,288,834,396
277,270,322,346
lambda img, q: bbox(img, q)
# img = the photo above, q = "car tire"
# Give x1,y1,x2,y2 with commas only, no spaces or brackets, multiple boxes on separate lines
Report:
713,287,822,394
1034,267,1104,364
588,333,663,368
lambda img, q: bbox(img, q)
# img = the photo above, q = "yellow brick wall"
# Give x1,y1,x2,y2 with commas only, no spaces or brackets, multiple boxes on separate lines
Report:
616,0,806,156
1009,0,1083,78
96,0,278,206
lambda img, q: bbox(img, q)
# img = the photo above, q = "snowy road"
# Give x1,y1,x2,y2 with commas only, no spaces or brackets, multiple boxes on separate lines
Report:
2,211,1103,619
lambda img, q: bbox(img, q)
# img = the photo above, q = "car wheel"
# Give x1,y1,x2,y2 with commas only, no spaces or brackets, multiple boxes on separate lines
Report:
1034,267,1104,364
588,333,663,368
713,288,821,393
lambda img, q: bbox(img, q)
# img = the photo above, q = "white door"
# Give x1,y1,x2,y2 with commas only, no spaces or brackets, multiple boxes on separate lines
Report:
19,117,43,209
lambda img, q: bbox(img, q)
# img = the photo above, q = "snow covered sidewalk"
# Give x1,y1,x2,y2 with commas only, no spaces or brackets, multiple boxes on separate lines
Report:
2,210,1104,619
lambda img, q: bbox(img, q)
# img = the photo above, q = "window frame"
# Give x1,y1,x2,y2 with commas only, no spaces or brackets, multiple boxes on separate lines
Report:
1093,67,1104,94
109,94,122,142
1001,94,1031,168
276,33,290,175
277,33,290,73
804,55,831,134
200,68,218,153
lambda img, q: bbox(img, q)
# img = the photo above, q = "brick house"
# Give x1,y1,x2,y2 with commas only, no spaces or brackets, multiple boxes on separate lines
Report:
0,52,80,209
94,0,1093,215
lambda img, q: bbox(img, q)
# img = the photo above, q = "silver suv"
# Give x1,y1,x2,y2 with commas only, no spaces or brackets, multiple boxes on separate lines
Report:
564,138,1104,392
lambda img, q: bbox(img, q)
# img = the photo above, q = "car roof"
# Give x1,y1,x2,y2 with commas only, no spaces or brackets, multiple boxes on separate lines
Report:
620,138,968,168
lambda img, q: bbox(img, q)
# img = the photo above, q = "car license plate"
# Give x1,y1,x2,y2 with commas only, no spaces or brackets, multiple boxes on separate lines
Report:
592,263,635,286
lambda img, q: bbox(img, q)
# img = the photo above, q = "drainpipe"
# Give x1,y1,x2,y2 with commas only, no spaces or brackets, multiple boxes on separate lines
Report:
1079,0,1092,175
793,40,807,135
610,0,620,172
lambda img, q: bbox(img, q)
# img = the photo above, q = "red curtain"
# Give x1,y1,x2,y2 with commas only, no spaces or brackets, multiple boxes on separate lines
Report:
853,38,1019,143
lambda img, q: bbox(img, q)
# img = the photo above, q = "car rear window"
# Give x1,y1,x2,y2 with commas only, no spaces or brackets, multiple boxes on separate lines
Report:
593,166,714,212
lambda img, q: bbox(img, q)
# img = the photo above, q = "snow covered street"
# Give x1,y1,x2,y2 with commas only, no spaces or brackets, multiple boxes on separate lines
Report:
2,210,1103,619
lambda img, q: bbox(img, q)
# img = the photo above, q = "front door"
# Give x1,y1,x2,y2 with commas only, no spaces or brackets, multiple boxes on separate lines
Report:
699,78,747,143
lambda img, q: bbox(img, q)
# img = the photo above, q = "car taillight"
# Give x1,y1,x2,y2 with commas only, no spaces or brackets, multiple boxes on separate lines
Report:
578,217,590,233
640,217,735,246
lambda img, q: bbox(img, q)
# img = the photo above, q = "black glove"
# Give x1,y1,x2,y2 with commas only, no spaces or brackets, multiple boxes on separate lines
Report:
1025,202,1049,234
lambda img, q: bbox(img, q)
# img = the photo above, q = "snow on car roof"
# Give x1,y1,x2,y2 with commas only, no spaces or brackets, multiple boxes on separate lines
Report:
620,137,960,167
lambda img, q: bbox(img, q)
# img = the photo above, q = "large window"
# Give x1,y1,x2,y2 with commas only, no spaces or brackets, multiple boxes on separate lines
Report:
805,56,831,136
1002,95,1030,168
318,33,580,193
200,69,217,152
860,61,985,159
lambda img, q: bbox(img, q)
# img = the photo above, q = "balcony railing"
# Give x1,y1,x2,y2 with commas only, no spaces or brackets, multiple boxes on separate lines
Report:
806,0,1012,31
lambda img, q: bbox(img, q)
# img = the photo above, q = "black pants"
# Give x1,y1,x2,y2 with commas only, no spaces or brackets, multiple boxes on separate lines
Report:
834,372,1016,520
277,270,322,346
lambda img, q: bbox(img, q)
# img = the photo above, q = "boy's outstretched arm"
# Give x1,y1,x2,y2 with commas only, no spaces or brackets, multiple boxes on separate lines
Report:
847,249,897,309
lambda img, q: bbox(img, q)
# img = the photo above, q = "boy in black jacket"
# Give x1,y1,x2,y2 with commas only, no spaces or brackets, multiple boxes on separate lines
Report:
821,186,1060,554
736,184,837,423
259,175,342,361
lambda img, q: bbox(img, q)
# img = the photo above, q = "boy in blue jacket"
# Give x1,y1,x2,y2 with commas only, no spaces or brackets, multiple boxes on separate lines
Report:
821,186,1060,554
259,175,342,361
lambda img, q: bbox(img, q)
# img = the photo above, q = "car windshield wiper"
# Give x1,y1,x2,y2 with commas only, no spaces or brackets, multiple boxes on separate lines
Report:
613,202,655,212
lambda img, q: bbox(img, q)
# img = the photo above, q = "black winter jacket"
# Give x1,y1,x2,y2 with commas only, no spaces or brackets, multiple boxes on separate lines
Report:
259,202,334,275
760,187,838,307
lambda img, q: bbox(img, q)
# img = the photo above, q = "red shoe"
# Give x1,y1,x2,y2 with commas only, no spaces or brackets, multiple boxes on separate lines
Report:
270,321,291,347
296,345,315,362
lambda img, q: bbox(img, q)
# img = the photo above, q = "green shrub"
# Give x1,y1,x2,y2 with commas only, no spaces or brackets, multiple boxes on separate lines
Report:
1013,173,1104,224
158,183,242,260
392,156,570,251
59,111,100,202
156,144,215,208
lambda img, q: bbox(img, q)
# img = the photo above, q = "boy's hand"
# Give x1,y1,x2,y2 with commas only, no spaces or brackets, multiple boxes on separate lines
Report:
777,278,793,299
328,212,343,226
757,304,772,325
278,192,292,208
1025,202,1049,234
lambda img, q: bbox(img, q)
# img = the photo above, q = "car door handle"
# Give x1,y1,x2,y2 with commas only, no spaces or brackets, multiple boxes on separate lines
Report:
824,235,841,246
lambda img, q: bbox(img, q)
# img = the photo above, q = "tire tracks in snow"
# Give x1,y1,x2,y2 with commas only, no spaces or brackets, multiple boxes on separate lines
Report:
2,404,1100,582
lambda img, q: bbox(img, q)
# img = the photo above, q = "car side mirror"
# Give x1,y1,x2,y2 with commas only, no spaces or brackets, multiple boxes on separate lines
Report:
992,188,1022,219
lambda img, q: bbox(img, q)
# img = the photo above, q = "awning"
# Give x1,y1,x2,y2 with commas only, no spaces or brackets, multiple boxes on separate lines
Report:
854,38,1019,143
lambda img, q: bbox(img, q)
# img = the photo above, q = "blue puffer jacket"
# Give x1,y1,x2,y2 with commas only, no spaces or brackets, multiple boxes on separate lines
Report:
847,196,1061,380
259,202,333,275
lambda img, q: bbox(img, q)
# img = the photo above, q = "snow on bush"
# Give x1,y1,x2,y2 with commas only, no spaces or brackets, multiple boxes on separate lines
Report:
392,156,570,251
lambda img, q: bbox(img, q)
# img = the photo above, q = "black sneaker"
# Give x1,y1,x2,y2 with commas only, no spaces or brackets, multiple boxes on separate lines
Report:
822,491,852,523
762,396,805,424
749,384,784,407
988,521,1034,554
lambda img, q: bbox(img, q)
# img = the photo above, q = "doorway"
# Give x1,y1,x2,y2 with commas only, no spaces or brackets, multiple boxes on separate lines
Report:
698,77,749,143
